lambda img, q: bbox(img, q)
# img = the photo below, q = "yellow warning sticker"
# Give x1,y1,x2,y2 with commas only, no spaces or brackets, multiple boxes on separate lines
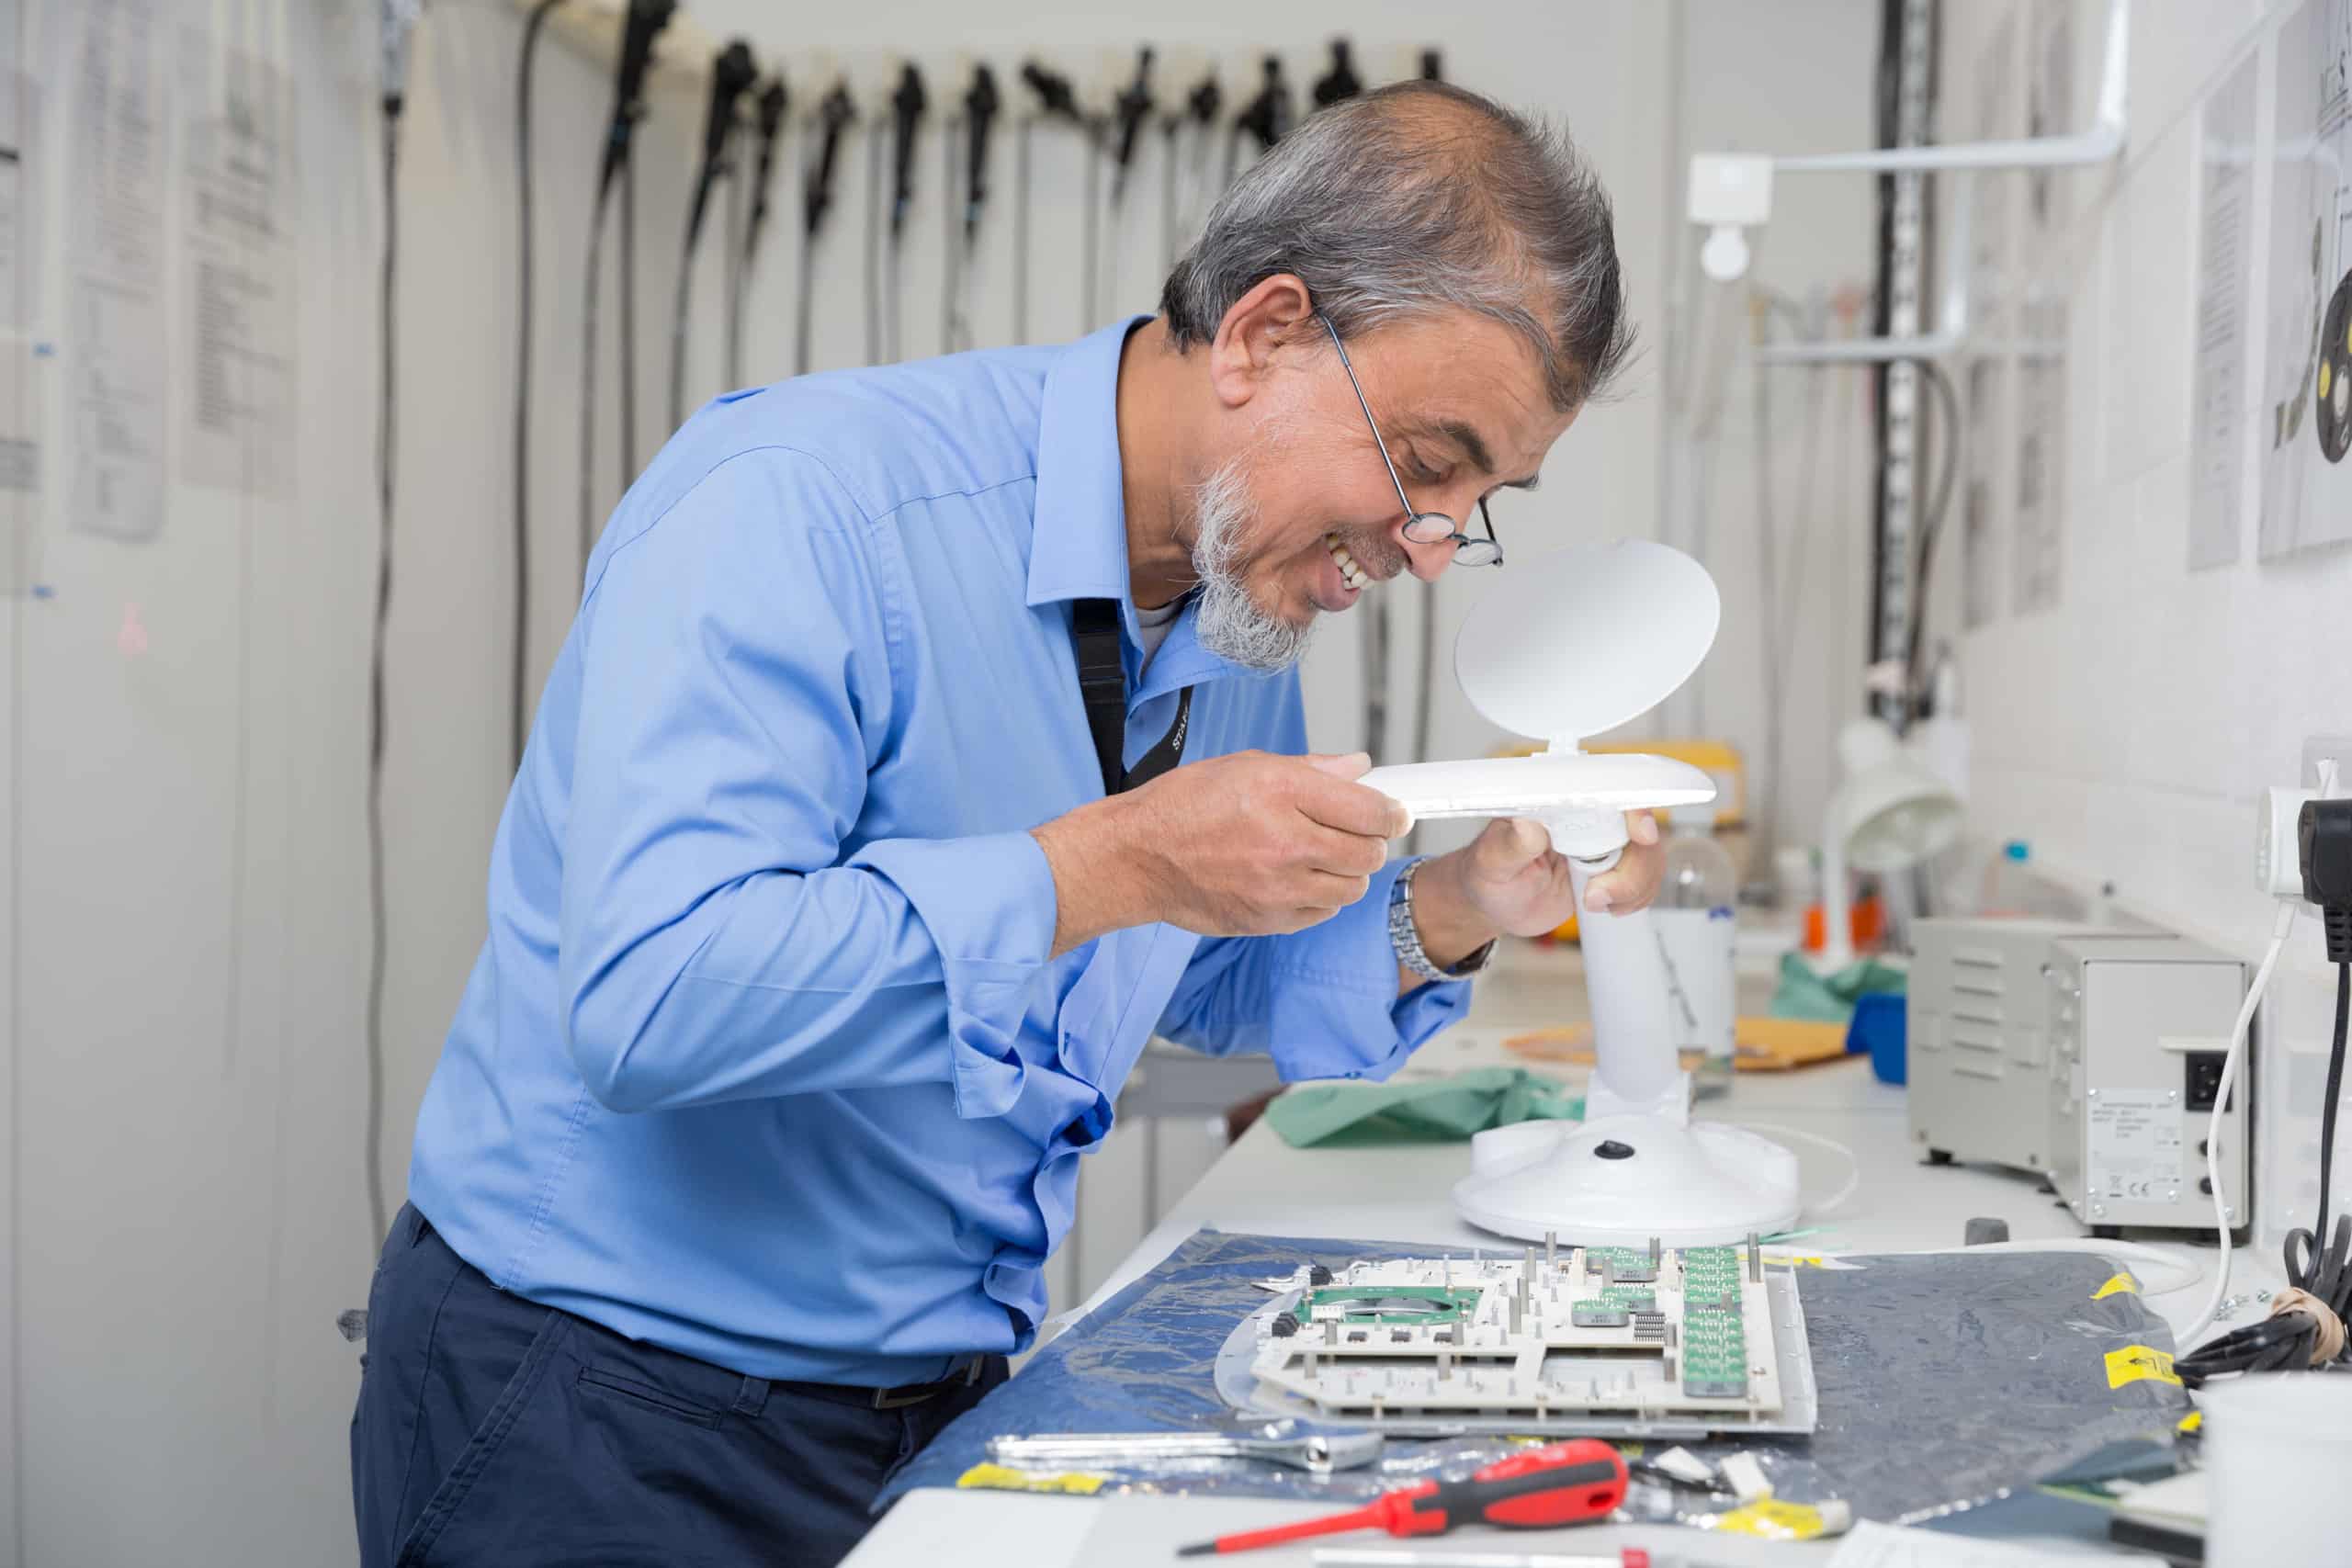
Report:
956,1463,1106,1495
2092,1271,2140,1300
1714,1497,1838,1540
2104,1345,2181,1389
2177,1410,2204,1434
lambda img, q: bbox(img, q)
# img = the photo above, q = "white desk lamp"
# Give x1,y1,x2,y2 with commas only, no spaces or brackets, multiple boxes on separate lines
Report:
1362,539,1802,1247
1817,717,1966,971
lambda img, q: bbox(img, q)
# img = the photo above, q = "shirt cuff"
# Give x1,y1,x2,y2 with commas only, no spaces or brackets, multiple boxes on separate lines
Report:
846,830,1058,1120
1266,858,1474,1084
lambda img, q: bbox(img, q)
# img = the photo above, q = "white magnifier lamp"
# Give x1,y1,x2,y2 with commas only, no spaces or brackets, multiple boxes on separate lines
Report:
1363,539,1802,1247
1817,717,1966,971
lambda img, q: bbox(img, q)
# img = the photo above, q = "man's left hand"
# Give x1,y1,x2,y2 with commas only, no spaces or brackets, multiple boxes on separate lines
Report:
1408,813,1667,970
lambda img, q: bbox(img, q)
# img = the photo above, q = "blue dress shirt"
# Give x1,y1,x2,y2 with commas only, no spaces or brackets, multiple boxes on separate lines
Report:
408,320,1470,1387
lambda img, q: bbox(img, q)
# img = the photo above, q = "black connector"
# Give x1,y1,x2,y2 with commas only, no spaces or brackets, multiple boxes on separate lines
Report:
1020,61,1085,126
1312,38,1363,109
888,64,929,242
961,65,1001,243
802,81,856,242
1108,47,1157,201
2301,795,2352,963
1234,56,1292,151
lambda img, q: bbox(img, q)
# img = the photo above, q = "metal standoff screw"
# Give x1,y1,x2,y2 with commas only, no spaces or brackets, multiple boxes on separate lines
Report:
2093,1204,2108,1217
2088,1088,2099,1098
1545,1230,1558,1269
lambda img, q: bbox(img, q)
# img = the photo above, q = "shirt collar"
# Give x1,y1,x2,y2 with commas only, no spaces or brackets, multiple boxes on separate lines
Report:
1025,316,1254,697
1025,317,1155,611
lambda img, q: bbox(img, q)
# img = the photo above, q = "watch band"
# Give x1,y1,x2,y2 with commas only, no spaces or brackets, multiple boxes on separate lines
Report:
1389,857,1497,983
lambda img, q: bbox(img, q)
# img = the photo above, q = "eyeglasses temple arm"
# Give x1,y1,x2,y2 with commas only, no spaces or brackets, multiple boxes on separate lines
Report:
1315,312,1419,522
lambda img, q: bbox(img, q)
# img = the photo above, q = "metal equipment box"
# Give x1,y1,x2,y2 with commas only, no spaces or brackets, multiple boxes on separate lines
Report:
1908,920,2249,1233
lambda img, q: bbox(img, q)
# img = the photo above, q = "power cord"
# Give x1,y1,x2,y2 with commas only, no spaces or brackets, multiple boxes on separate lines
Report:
2181,772,2352,1382
366,2,420,1249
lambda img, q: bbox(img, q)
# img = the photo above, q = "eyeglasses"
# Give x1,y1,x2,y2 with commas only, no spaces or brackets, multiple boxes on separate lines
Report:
1316,312,1504,568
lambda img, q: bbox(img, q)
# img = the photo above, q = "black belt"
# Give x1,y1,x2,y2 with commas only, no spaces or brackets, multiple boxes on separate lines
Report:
786,1357,986,1411
1070,597,1192,795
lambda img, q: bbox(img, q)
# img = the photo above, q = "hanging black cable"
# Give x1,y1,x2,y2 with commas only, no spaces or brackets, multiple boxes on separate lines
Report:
577,0,674,573
367,0,422,1250
795,81,855,377
513,0,565,773
1901,355,1962,714
1096,47,1154,324
1161,71,1221,271
1013,62,1087,344
1227,54,1291,186
735,76,789,389
943,65,999,353
884,63,929,364
669,39,757,432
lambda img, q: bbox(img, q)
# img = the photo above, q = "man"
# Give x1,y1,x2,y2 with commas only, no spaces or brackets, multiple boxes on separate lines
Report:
353,80,1651,1567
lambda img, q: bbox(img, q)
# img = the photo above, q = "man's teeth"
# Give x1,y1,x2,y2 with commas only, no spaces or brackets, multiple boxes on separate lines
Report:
1325,533,1369,592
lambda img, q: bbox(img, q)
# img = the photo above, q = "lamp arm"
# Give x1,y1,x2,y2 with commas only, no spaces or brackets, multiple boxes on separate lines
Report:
1544,808,1690,1125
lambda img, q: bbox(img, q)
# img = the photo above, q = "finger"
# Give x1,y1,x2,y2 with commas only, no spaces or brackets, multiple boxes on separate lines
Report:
1293,869,1374,908
1628,809,1661,847
1584,852,1663,914
1283,905,1346,933
1303,751,1373,782
1297,774,1412,839
1471,817,1551,875
1297,825,1391,879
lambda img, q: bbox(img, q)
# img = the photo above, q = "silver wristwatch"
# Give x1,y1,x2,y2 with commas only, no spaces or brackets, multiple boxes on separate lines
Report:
1388,857,1497,983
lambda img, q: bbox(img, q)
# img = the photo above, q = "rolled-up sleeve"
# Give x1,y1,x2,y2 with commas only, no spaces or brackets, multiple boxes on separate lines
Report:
1154,858,1471,1082
559,449,1056,1117
1150,678,1469,1080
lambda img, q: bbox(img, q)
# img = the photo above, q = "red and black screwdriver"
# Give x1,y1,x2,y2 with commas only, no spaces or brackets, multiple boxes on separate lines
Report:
1175,1438,1629,1557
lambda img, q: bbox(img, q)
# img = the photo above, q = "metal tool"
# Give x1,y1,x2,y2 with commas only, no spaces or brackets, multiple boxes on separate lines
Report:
986,1427,1383,1475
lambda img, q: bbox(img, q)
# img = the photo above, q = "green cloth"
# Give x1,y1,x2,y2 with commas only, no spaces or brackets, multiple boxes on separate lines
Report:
1769,952,1907,1022
1264,1066,1583,1148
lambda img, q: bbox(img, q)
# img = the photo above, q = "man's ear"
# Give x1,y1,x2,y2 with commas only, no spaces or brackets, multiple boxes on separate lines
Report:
1205,274,1315,412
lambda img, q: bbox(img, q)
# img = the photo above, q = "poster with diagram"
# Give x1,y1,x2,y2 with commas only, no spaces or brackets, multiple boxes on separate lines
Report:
2261,0,2352,558
176,37,295,499
2012,0,2076,615
2189,47,2261,570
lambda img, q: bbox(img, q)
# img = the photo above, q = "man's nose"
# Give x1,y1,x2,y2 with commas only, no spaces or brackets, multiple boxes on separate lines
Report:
1394,517,1456,582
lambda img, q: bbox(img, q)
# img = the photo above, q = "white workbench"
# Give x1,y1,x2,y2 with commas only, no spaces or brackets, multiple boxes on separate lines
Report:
848,942,2259,1568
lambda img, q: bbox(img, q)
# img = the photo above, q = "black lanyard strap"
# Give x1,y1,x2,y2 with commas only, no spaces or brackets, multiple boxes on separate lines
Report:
1070,597,1193,795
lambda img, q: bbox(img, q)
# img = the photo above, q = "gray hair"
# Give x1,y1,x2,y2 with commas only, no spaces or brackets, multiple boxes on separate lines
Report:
1159,81,1634,410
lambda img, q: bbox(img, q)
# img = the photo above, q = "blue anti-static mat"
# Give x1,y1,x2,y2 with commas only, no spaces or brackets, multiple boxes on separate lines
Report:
876,1229,2189,1524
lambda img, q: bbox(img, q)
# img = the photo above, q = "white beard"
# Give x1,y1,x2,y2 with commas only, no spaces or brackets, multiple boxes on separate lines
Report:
1190,458,1315,673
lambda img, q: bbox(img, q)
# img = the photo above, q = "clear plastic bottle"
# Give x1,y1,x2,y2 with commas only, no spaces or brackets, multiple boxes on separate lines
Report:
1654,804,1739,1098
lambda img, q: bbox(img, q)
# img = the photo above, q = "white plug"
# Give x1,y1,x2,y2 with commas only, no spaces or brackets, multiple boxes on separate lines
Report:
2259,786,2319,897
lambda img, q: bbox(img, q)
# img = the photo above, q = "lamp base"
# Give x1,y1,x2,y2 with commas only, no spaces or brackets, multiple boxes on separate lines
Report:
1453,1114,1802,1247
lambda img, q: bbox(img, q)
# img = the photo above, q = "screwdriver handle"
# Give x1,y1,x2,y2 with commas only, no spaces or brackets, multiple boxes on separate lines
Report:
1406,1440,1627,1533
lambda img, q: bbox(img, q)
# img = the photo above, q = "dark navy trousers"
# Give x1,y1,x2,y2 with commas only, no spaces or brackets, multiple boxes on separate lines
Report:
350,1205,1007,1568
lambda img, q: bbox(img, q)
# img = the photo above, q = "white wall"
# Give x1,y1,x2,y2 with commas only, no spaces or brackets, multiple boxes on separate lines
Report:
0,2,1882,1564
1938,0,2352,1258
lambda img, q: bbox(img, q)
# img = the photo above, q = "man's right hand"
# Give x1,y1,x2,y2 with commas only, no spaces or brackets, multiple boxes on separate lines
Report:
1032,750,1409,955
